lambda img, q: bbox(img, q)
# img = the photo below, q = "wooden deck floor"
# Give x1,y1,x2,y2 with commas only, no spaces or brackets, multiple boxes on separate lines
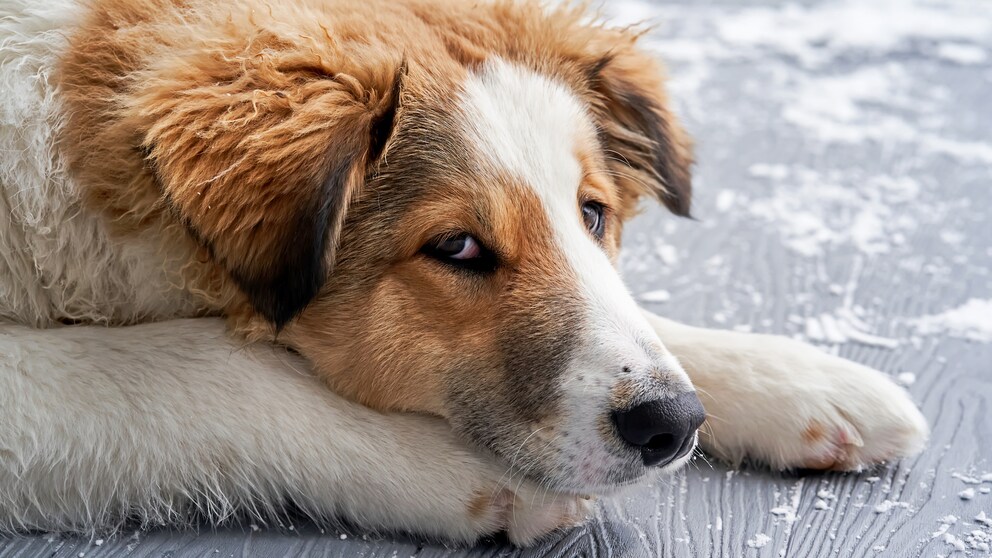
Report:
3,0,991,556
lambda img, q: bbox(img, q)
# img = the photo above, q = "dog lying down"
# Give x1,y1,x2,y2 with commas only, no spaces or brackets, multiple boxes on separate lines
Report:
0,0,928,545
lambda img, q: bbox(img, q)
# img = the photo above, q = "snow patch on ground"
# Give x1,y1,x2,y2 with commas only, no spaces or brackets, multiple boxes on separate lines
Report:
747,165,920,257
931,473,992,552
783,64,913,134
912,299,992,343
895,372,916,386
715,0,992,67
936,42,988,65
770,480,804,526
746,533,771,548
638,289,671,304
874,499,910,513
776,63,992,162
604,0,992,165
804,307,899,349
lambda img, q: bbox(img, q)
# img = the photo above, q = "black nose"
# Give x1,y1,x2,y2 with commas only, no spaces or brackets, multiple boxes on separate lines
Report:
612,392,706,467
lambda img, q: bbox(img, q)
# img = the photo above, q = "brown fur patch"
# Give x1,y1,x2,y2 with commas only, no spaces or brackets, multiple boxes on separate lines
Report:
803,420,827,444
467,490,496,521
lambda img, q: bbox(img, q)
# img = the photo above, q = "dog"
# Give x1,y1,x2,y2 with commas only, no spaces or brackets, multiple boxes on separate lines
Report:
0,0,929,544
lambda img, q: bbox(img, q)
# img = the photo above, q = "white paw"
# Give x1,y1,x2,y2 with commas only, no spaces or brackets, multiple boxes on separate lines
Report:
355,414,593,546
465,480,592,546
505,490,592,545
688,333,929,471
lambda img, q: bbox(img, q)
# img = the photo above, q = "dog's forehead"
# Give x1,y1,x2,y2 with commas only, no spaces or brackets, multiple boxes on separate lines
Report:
457,58,597,216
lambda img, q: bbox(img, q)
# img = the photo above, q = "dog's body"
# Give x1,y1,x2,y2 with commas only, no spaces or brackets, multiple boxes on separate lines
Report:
0,0,928,544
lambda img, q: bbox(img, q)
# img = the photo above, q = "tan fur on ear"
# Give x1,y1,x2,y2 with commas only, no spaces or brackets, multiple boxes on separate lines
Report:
584,45,694,219
136,45,400,326
61,0,403,326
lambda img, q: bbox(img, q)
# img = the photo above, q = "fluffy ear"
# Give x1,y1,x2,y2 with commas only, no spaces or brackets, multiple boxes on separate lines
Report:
140,53,403,327
586,49,694,218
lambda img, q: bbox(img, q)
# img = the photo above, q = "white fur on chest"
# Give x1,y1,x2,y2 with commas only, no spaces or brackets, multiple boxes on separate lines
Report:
0,0,201,326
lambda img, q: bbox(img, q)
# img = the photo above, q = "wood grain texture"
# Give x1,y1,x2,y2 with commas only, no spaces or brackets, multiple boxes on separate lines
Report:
2,0,990,556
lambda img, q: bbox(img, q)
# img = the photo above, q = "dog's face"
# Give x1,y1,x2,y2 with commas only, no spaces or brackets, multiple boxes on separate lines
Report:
282,58,702,492
63,1,701,494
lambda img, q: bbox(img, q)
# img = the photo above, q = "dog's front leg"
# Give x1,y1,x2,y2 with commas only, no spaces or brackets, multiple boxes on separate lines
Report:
0,319,587,544
641,310,928,470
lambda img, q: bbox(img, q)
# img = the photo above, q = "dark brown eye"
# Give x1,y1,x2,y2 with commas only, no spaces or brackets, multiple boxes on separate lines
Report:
422,234,497,273
581,201,605,239
432,235,481,260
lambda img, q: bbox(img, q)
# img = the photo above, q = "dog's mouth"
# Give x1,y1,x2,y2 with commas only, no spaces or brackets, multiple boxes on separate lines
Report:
493,427,701,497
586,438,699,496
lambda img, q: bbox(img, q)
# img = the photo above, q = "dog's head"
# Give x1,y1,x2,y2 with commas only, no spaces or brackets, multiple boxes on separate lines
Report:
112,2,703,494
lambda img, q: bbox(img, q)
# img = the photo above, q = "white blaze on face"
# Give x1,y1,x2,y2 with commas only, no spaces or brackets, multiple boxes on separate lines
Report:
458,59,691,400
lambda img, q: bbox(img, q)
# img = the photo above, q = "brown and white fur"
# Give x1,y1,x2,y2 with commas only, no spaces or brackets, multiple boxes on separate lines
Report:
0,0,928,545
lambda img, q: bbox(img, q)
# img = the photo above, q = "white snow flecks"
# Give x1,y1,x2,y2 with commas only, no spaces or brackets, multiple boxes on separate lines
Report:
715,190,737,213
748,163,790,181
943,533,967,552
959,488,976,500
916,135,992,165
874,500,910,513
782,64,914,138
746,165,921,258
912,299,992,343
770,480,804,526
933,516,956,539
804,307,899,349
897,372,917,386
936,512,992,553
951,472,991,485
940,230,966,245
966,530,991,553
747,533,772,548
638,289,671,303
778,64,992,163
654,241,679,266
770,506,795,521
936,43,988,65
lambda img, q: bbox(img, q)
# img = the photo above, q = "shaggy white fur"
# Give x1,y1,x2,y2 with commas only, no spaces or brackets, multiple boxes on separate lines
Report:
0,318,588,543
0,0,201,327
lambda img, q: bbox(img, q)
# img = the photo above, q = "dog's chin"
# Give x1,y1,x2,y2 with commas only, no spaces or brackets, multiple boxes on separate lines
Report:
513,436,699,497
